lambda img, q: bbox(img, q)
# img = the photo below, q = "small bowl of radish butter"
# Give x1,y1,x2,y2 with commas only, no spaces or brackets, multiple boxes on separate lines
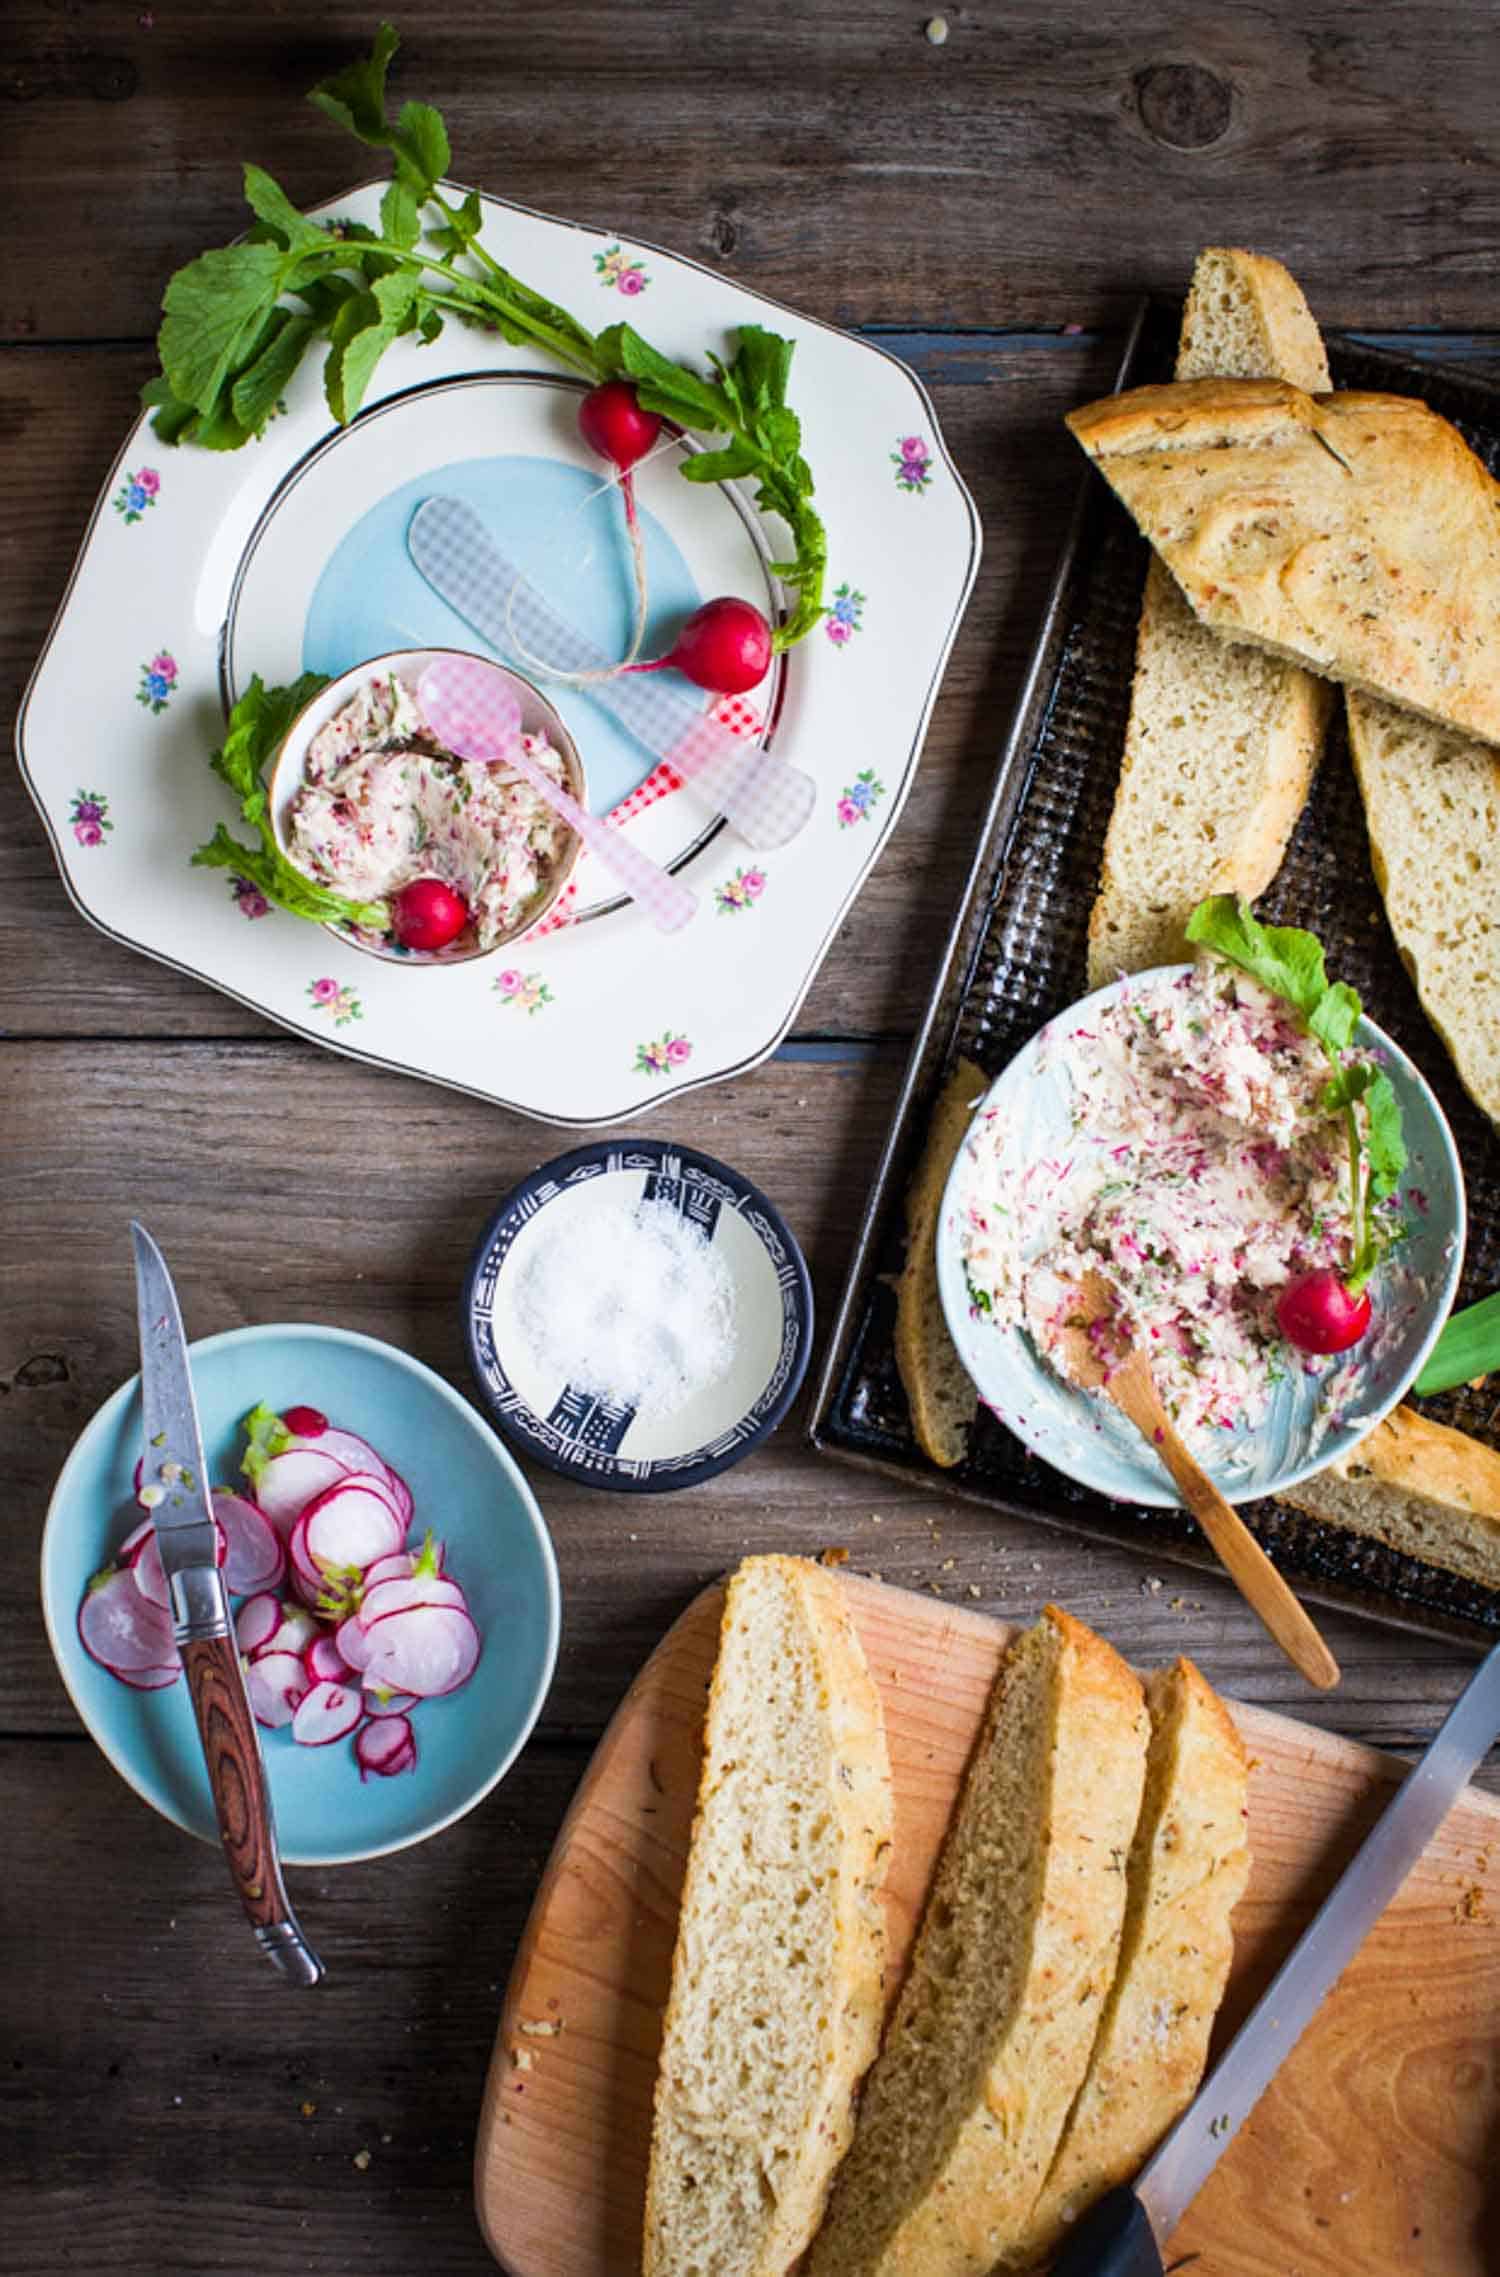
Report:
936,903,1465,1509
268,647,586,965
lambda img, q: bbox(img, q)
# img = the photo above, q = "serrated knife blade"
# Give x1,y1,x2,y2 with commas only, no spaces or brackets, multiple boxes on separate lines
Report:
130,1223,324,1986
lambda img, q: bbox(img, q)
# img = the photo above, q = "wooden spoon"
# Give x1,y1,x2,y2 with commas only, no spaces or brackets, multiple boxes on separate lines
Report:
1058,1271,1340,1692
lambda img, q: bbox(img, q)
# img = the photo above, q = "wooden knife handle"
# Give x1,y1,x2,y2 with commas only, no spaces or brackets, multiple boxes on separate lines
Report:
181,1634,325,1984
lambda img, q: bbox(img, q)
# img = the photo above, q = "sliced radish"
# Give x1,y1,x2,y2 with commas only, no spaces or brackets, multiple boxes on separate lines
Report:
286,1510,362,1617
114,1660,181,1691
128,1516,226,1613
362,1683,418,1718
381,1463,414,1531
261,1604,319,1661
335,1613,372,1672
245,1650,306,1729
79,1566,177,1674
118,1516,152,1562
302,1476,404,1574
358,1572,467,1627
362,1601,481,1698
212,1490,284,1595
305,1633,353,1685
360,1548,417,1593
356,1715,417,1779
235,1592,282,1656
291,1679,364,1747
254,1448,346,1535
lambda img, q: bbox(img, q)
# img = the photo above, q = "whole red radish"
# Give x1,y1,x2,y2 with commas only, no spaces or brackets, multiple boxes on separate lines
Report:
624,595,774,696
578,380,662,475
1276,1269,1372,1356
390,878,469,952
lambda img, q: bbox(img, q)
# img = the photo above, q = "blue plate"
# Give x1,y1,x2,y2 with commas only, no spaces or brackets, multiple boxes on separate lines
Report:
41,1324,560,1863
936,968,1466,1507
465,1140,814,1492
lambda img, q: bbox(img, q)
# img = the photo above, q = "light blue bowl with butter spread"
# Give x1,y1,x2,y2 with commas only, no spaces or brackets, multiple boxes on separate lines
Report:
935,966,1465,1508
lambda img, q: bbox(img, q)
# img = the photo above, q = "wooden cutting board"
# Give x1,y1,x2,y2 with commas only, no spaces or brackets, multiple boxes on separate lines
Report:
475,1575,1500,2276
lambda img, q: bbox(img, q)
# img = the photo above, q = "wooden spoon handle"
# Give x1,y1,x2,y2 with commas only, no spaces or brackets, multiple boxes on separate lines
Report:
1147,1421,1341,1692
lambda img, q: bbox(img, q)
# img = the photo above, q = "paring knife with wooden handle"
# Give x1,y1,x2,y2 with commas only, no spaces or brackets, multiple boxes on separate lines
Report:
130,1222,323,1985
1051,1640,1500,2274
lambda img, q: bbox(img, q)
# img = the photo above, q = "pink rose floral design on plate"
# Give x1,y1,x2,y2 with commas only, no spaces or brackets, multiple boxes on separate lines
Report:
594,243,649,296
69,790,113,847
836,768,885,827
635,1031,692,1076
307,976,362,1028
112,467,161,524
495,968,553,1016
891,435,933,494
136,650,178,714
825,583,865,645
230,875,271,919
714,866,767,914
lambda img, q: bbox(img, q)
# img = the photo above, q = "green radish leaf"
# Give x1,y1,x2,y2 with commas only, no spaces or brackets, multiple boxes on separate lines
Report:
242,163,328,251
229,308,320,431
240,1402,292,1486
157,242,289,414
1184,896,1331,1016
680,439,764,484
380,175,423,249
1362,1070,1407,1200
394,98,450,189
1415,1290,1500,1395
306,20,401,143
1308,981,1361,1056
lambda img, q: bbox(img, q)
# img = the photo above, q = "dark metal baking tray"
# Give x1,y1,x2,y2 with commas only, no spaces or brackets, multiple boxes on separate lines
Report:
809,301,1500,1651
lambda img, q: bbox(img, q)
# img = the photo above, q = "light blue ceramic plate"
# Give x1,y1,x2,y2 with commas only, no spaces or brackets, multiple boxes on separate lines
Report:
41,1324,560,1863
936,968,1466,1507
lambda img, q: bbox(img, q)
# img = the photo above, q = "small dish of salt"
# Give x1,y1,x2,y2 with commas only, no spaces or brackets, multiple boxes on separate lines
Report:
463,1140,814,1492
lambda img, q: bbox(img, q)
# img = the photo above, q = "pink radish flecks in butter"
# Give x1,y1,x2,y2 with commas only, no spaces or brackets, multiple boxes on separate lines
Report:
288,673,569,949
956,963,1397,1457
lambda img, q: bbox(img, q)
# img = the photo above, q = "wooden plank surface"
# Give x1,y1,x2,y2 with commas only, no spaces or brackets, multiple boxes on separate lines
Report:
478,1574,1500,2277
5,5,1500,2272
6,2,1500,338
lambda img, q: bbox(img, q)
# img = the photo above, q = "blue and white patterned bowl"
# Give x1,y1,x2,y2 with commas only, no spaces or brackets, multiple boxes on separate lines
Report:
464,1141,813,1492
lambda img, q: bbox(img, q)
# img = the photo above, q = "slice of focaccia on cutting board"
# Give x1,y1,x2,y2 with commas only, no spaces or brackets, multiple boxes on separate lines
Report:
1276,1403,1500,1593
1005,1657,1250,2270
643,1555,892,2277
1086,248,1332,988
805,1607,1149,2277
895,1055,989,1468
1066,377,1500,750
1345,691,1500,1130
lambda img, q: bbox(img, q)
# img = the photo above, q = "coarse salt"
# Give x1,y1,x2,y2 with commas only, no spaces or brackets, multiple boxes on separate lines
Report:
512,1196,737,1421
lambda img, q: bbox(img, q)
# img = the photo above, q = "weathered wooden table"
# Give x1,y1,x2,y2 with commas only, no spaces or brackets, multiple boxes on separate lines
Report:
4,7,1497,2271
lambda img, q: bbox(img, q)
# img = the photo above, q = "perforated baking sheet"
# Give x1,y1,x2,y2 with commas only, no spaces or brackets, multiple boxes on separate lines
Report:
810,304,1500,1649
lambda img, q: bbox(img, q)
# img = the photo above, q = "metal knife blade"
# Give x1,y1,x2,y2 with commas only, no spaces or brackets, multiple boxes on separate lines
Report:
1136,1640,1500,2248
130,1222,324,1986
132,1222,221,1595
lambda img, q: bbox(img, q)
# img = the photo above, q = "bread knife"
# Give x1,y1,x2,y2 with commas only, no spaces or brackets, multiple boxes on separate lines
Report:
1051,1641,1500,2275
131,1222,323,1984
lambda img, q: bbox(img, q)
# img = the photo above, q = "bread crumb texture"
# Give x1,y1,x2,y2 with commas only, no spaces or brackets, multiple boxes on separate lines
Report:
644,1557,892,2277
806,1607,1148,2277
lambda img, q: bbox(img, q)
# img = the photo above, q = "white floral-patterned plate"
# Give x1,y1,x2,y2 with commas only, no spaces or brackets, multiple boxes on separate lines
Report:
17,181,980,1125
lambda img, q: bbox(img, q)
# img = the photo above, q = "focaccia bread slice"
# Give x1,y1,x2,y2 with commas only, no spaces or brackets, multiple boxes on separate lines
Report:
1346,691,1500,1129
1067,378,1500,750
805,1607,1149,2277
1276,1404,1500,1592
644,1555,892,2277
1008,1657,1250,2268
1086,248,1332,987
